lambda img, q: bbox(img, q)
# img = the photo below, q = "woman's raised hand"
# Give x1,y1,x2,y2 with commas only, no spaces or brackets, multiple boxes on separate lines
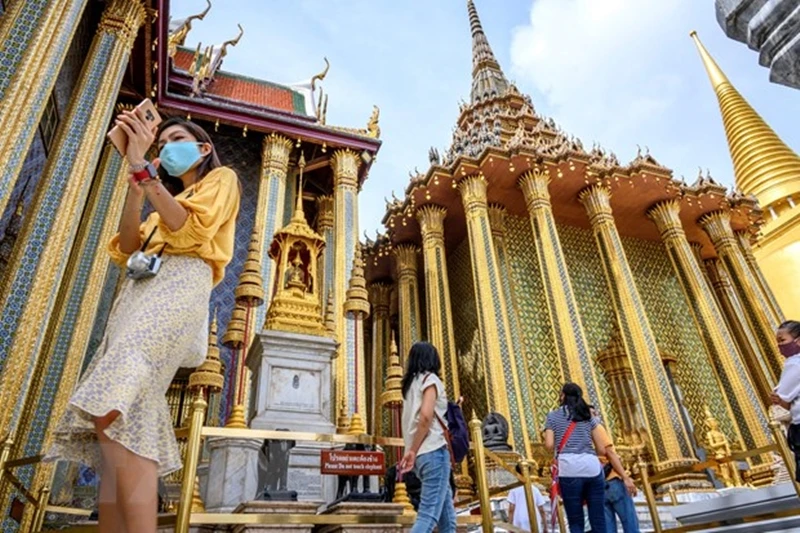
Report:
115,109,156,167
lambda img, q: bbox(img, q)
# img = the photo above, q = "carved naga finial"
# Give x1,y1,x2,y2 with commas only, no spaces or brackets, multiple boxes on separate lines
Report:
219,23,244,58
311,57,330,92
367,105,380,139
168,0,212,57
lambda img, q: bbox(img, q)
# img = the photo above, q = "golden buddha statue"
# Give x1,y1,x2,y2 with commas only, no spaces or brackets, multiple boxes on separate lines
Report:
285,253,307,292
704,406,742,487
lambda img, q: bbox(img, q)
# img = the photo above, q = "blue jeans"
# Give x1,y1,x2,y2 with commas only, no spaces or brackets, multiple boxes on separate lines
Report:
411,446,456,533
559,473,606,533
604,478,640,533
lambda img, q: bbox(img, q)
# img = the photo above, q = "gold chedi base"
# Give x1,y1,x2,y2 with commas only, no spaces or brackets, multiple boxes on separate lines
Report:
392,481,415,516
225,404,248,429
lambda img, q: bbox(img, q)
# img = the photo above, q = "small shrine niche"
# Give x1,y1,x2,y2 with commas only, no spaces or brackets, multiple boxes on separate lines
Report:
264,155,327,337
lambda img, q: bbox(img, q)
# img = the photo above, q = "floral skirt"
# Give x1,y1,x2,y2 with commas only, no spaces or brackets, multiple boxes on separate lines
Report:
46,255,212,476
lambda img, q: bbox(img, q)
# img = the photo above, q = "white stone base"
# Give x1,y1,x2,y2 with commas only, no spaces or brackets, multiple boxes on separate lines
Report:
205,437,262,513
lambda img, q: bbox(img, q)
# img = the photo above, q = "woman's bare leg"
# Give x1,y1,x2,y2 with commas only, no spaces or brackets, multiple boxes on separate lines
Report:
94,411,157,533
95,413,125,533
116,445,158,533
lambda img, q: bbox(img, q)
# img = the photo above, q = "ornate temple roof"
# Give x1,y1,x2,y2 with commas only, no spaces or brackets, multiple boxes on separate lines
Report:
173,46,309,116
691,31,800,212
364,1,763,283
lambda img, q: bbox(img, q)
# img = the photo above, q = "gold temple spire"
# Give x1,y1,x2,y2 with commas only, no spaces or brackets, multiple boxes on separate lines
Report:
467,0,509,103
690,31,800,210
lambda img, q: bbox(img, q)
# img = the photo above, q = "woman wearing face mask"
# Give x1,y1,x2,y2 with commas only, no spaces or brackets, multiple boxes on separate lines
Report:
771,320,800,481
47,111,240,533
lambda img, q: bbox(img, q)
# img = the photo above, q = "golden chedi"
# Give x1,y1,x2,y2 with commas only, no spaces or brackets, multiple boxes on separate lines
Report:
692,32,798,321
264,155,327,337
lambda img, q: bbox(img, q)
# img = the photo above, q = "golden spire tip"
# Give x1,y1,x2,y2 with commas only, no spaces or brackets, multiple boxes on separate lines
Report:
690,30,729,89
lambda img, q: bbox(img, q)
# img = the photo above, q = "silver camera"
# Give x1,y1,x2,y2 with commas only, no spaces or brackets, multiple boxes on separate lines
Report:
126,250,162,280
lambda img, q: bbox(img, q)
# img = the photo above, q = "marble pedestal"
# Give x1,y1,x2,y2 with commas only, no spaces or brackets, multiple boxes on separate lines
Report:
205,437,262,512
247,329,338,504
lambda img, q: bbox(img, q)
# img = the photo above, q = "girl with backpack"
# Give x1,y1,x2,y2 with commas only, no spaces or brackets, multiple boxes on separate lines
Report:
398,342,457,533
544,383,608,533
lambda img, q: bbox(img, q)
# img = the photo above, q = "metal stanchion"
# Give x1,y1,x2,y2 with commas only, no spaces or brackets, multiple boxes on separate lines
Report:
469,412,493,533
175,391,208,533
31,485,50,532
769,420,800,499
638,459,662,533
520,460,540,533
0,434,13,494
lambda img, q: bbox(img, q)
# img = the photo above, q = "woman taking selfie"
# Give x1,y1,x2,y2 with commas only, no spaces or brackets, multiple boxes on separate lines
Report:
48,111,240,533
398,342,456,533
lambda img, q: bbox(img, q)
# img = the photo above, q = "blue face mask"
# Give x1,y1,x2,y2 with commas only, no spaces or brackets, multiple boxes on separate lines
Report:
159,142,203,177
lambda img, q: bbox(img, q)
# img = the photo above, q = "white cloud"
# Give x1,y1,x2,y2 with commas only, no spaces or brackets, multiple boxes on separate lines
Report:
510,0,692,161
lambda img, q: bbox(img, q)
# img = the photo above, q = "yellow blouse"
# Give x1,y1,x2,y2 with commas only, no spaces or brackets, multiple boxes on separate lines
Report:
109,166,241,286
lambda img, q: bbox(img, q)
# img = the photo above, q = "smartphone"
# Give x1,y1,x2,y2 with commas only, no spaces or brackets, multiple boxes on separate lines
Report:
107,98,162,156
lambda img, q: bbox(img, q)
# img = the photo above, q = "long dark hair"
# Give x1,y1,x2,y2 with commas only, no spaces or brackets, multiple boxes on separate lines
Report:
401,342,441,398
561,382,591,422
780,320,800,340
155,117,222,195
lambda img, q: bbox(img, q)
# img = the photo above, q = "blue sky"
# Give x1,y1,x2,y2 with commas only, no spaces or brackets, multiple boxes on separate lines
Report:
172,0,800,235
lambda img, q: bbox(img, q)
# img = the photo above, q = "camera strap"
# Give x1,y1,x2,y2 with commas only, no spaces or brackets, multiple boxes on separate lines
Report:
141,226,167,258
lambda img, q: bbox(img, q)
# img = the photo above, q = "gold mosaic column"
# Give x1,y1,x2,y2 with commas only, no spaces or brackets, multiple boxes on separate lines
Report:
393,243,422,360
705,258,775,403
369,282,392,435
255,133,293,328
735,230,784,326
692,242,772,404
648,200,770,458
458,174,530,454
0,0,90,221
317,195,335,308
331,149,361,417
487,204,538,440
417,205,460,399
0,0,145,440
700,211,783,381
519,169,606,411
0,143,129,520
578,185,695,469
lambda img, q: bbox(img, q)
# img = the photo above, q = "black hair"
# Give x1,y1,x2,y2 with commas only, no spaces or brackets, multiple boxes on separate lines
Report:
401,342,441,399
560,382,591,422
780,321,800,340
155,117,222,195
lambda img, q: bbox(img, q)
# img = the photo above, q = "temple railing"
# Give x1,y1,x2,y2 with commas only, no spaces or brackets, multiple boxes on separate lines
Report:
3,395,800,532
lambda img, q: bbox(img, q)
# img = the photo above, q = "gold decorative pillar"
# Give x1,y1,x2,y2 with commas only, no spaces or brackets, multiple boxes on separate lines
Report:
225,231,265,427
486,204,537,441
255,133,293,328
0,0,90,221
597,328,647,446
393,243,422,360
416,205,460,399
647,200,770,464
700,210,783,382
457,174,530,455
705,258,775,404
369,282,392,436
3,143,129,522
344,245,370,420
578,185,695,469
735,230,784,326
519,169,606,414
0,0,146,440
331,149,361,417
317,195,335,308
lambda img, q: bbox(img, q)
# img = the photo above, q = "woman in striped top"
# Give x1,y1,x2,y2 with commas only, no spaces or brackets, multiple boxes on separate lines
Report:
544,383,608,533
